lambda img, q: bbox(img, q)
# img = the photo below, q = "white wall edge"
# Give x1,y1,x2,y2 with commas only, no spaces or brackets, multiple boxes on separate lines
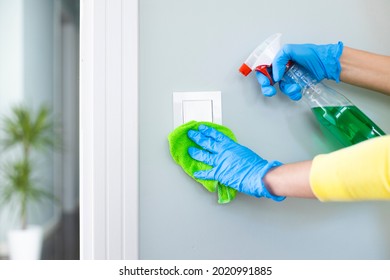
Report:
79,0,139,260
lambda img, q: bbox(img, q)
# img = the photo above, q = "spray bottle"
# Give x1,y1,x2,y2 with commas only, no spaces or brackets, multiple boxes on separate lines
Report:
239,33,386,147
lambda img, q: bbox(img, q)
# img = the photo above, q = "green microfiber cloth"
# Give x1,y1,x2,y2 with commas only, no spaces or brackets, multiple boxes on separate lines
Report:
168,120,237,204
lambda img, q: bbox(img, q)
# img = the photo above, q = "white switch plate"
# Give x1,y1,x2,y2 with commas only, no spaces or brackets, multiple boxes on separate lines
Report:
173,91,222,128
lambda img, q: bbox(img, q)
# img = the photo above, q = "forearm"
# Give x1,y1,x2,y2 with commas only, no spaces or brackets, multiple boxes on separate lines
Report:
340,46,390,95
264,136,390,201
263,160,316,199
310,135,390,201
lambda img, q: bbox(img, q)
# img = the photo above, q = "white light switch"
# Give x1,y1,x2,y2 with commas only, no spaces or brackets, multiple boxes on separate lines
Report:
173,91,222,128
182,100,213,123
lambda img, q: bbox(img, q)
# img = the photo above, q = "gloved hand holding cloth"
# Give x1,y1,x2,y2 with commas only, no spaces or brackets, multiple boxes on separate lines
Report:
187,124,285,201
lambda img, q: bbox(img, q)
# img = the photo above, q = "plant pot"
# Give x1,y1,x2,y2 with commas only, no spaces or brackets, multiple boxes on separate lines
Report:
7,225,43,260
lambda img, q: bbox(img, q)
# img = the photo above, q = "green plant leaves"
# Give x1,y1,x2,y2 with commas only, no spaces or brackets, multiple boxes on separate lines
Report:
1,105,54,152
0,104,57,229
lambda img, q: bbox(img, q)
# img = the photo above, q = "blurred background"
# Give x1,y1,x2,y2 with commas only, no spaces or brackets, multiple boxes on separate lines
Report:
0,0,79,259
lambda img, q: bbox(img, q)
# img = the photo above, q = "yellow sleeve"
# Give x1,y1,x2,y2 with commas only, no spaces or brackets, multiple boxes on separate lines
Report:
310,135,390,201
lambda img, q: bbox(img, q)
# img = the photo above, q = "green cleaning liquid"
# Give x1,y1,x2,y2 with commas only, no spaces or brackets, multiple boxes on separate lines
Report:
278,63,386,146
311,105,386,146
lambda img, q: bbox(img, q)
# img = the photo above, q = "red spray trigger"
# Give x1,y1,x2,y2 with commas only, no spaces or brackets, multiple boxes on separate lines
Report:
255,61,294,85
255,65,275,85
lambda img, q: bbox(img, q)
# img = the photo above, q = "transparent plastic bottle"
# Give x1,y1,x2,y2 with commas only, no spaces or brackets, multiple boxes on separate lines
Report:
283,63,386,146
239,33,386,146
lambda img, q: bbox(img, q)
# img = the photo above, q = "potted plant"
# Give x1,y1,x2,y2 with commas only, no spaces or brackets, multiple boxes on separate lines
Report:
0,104,55,260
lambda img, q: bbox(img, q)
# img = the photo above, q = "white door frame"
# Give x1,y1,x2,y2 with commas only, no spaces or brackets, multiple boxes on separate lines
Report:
79,0,139,259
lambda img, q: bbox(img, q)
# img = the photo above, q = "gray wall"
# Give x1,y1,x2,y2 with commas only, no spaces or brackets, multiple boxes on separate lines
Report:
140,0,390,259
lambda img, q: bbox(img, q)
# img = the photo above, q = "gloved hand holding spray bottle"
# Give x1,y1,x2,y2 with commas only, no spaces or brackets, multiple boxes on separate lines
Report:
239,33,386,146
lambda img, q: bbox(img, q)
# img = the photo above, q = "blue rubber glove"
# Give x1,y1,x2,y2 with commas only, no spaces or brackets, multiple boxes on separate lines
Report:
256,42,344,100
187,124,285,201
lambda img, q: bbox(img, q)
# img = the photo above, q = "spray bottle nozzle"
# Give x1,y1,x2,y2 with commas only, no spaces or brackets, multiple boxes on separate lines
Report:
239,33,282,77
